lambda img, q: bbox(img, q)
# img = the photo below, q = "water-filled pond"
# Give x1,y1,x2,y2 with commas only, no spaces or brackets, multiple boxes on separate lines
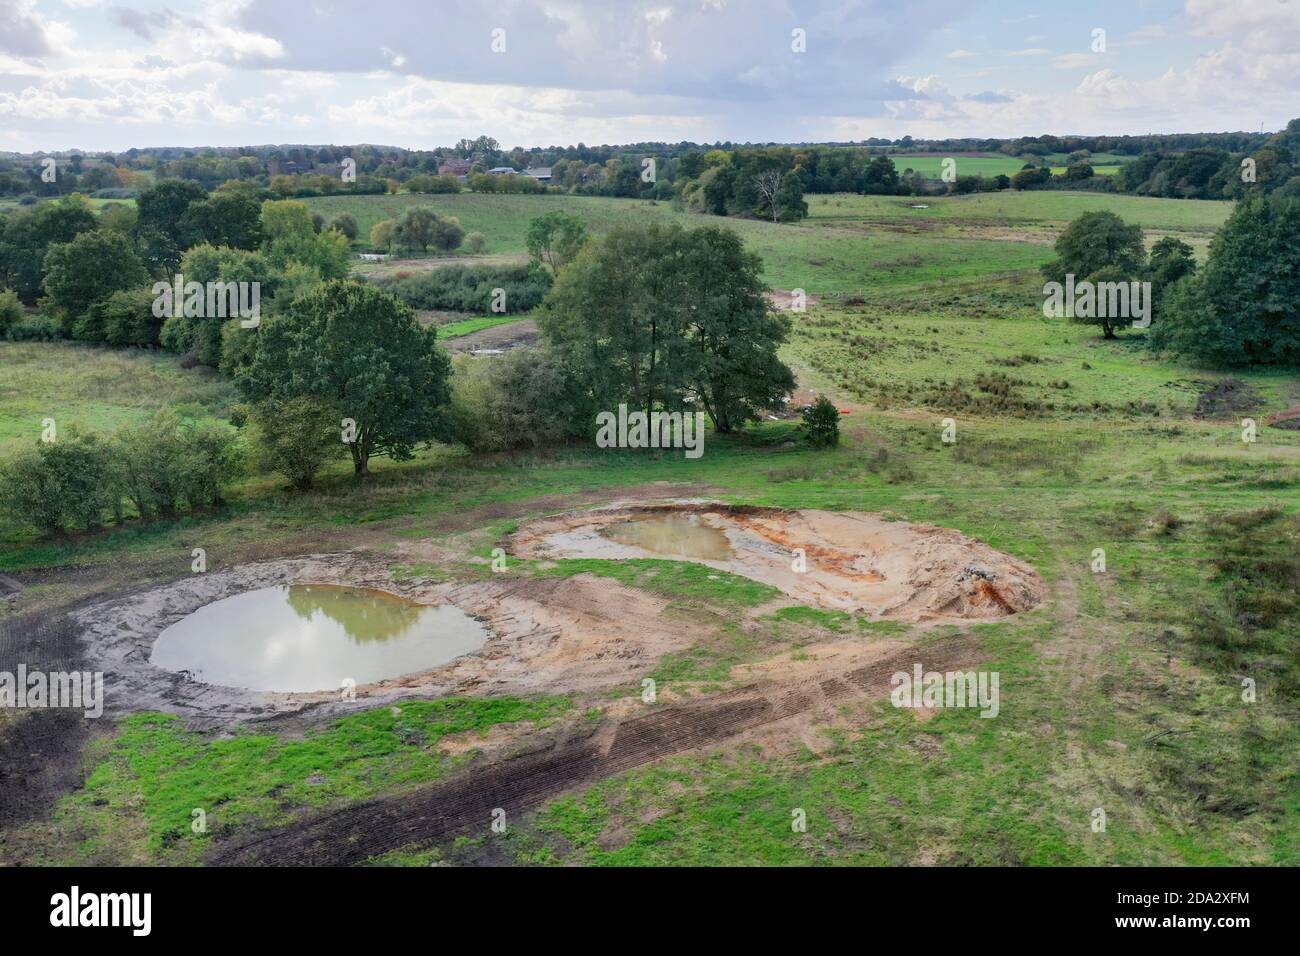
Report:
602,513,733,561
150,584,487,692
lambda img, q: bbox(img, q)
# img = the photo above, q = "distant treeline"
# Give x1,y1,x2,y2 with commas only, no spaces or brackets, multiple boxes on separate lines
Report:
4,121,1298,223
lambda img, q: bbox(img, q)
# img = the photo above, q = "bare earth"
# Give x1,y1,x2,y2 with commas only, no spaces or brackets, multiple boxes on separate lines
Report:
513,501,1046,621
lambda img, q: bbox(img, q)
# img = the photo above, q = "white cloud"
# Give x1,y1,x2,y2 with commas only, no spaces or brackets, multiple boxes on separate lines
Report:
1053,52,1105,69
0,0,72,57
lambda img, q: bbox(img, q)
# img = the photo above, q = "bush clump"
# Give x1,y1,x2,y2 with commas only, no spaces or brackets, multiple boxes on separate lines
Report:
800,395,841,447
378,265,550,314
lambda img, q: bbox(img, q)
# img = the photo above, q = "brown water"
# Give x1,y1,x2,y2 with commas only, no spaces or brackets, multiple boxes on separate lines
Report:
150,584,487,692
603,514,733,561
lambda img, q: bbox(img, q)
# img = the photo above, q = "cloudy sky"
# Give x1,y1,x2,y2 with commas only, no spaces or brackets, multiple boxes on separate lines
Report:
2,0,1297,152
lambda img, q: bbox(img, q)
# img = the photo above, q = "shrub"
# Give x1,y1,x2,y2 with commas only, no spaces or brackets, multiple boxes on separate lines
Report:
0,431,120,533
5,314,62,341
245,395,344,489
370,219,396,252
377,264,550,313
464,231,487,254
801,395,840,447
114,412,242,517
77,287,160,347
448,350,582,452
329,213,358,241
0,288,23,337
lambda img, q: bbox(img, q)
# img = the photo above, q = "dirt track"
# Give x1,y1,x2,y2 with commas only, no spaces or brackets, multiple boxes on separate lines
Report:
208,634,983,865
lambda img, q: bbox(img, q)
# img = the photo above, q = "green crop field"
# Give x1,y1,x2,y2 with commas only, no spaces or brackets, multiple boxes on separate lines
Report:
3,186,1296,869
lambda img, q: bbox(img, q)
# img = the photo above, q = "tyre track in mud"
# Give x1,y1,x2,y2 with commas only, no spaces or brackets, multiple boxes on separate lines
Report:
208,633,983,866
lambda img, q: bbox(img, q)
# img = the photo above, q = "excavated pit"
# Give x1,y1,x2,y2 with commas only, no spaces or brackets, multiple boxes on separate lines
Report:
71,502,1044,726
513,502,1046,622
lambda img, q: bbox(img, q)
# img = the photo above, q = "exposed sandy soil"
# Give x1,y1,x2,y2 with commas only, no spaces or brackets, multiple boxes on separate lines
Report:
45,498,1046,863
513,501,1046,622
66,499,1039,730
767,289,823,312
70,550,699,726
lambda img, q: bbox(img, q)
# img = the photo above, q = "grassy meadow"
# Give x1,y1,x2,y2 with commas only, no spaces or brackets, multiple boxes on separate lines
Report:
1,187,1295,867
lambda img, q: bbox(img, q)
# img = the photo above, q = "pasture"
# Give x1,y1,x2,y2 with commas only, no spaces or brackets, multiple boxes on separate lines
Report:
2,186,1295,868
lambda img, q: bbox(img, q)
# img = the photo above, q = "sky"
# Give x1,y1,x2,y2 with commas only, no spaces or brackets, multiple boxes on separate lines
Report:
1,0,1297,152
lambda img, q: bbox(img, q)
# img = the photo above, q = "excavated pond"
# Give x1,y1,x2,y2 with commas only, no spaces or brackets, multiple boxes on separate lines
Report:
150,584,488,693
515,502,1047,621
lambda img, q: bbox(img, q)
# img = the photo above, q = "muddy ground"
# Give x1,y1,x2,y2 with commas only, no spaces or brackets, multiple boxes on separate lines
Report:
209,633,984,865
514,502,1046,621
66,500,1041,727
444,318,540,354
68,549,699,727
4,498,1045,863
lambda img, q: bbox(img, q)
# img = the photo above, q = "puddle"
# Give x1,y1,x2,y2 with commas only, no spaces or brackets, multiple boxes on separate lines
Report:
150,584,488,692
603,514,733,561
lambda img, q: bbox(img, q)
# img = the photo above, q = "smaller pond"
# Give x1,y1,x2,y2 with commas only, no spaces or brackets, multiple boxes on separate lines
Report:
602,513,733,561
150,584,487,693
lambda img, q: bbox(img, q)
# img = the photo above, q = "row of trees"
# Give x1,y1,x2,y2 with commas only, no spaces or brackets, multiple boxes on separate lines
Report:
0,192,364,369
2,212,804,533
7,121,1294,208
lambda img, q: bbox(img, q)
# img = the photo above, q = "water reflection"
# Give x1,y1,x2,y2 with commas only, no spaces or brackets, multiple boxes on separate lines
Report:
151,585,487,692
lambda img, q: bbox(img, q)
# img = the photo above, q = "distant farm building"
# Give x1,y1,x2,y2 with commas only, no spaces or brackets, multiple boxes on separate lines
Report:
437,158,472,178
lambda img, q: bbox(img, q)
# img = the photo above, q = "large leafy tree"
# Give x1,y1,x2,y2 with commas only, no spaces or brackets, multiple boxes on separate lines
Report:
43,230,148,335
238,280,452,475
181,187,262,250
540,222,793,434
1148,196,1300,366
394,207,464,253
134,179,207,273
1041,210,1147,339
677,227,795,431
1041,211,1147,285
0,194,98,301
525,211,587,274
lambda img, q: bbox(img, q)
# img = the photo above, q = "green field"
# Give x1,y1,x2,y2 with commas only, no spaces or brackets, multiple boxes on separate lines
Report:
2,186,1296,868
1049,165,1121,176
309,190,1052,293
805,191,1230,233
881,154,1032,179
0,196,134,214
312,189,1227,294
0,342,235,455
437,314,523,339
